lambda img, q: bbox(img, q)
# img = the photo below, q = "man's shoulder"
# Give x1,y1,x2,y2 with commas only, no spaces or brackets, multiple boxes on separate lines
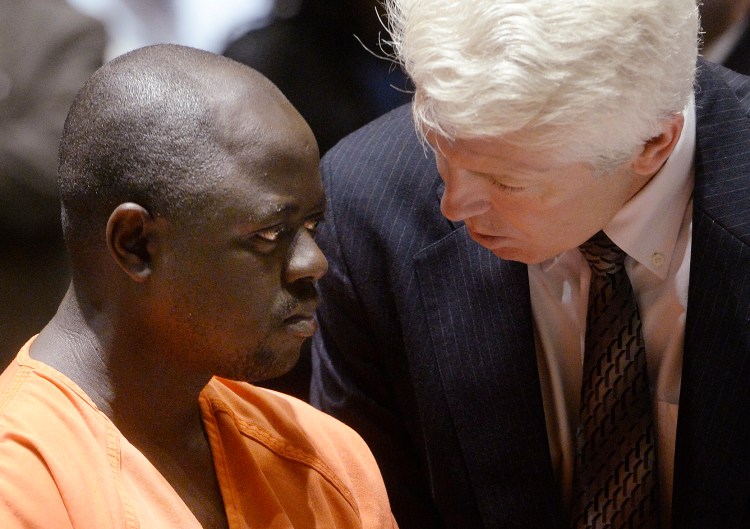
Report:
322,103,428,177
0,357,83,415
319,103,442,221
0,353,113,525
329,103,415,150
202,378,389,501
0,352,111,465
697,59,750,111
0,361,76,527
203,378,396,527
203,378,366,450
693,59,750,244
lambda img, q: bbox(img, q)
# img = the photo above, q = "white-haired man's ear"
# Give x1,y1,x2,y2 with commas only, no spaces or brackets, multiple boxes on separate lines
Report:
631,114,685,177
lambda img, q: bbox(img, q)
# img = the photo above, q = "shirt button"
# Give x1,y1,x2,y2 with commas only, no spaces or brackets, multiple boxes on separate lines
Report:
651,252,665,267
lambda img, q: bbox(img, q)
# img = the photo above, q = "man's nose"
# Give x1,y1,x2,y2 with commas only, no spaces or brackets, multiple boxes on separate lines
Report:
284,229,328,284
439,167,492,222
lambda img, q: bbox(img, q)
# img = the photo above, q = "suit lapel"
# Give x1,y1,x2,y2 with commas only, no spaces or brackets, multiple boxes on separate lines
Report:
413,225,563,528
673,62,750,528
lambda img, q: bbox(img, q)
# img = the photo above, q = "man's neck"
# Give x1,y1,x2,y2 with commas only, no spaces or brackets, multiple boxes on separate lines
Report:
30,288,229,529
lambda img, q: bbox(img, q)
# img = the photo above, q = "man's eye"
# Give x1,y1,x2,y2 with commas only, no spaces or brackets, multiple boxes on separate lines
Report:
492,180,524,193
255,225,286,242
304,217,322,234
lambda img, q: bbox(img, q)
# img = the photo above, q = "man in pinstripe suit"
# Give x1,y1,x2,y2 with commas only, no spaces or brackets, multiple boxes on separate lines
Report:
311,0,750,528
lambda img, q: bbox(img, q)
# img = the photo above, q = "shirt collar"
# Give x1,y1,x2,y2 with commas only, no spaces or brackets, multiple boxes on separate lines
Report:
539,96,696,278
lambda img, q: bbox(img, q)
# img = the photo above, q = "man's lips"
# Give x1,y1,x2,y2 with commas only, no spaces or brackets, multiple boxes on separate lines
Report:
466,227,510,249
284,315,318,338
283,300,319,338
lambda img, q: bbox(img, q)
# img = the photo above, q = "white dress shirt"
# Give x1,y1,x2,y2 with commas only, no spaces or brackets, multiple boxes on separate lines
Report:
528,97,696,525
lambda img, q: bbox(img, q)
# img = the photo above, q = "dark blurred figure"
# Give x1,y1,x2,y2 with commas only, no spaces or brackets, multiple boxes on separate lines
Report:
700,0,750,74
224,0,412,400
0,0,105,367
225,0,412,156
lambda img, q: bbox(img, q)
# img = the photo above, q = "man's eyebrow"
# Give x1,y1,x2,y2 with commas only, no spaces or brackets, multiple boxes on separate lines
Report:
249,203,298,223
248,196,327,224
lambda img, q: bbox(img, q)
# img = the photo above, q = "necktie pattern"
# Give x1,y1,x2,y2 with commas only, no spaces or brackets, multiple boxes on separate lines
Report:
570,231,659,529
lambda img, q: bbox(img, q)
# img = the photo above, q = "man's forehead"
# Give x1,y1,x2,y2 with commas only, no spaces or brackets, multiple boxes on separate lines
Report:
213,104,314,161
253,194,326,219
426,130,567,173
203,156,323,215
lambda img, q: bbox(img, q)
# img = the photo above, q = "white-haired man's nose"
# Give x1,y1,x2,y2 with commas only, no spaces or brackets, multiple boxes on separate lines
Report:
439,169,492,222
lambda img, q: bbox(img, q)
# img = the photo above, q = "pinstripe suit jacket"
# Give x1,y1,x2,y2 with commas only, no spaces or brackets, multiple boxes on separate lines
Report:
310,60,750,529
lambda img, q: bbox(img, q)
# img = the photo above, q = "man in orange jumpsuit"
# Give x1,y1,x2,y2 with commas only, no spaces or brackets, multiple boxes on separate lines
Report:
0,44,397,529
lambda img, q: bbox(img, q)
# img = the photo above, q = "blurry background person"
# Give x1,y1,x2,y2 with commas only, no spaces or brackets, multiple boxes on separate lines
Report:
225,0,413,156
700,0,750,74
66,0,273,60
0,0,105,368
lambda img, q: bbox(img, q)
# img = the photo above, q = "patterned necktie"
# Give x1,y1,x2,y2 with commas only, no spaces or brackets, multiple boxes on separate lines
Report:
570,231,659,529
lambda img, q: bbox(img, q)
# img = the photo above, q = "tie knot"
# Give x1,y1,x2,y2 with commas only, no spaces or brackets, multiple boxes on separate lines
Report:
578,231,626,276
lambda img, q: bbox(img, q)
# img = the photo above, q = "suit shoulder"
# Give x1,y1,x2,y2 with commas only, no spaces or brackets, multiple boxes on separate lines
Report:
324,104,424,167
320,104,439,202
697,60,750,112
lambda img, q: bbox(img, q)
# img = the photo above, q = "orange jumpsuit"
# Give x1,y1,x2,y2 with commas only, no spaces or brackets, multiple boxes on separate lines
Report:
0,340,398,528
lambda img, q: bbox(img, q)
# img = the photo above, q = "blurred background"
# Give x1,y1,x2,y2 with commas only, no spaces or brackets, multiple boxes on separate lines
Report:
2,0,747,400
700,0,750,74
1,0,105,376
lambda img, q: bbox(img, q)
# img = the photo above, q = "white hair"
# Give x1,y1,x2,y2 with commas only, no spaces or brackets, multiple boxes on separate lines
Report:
385,0,700,168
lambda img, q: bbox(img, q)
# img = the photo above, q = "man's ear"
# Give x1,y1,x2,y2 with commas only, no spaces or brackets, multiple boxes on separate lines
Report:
106,203,158,283
632,113,685,176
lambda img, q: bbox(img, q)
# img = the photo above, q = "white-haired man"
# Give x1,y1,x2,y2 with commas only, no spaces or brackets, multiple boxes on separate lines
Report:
310,0,750,528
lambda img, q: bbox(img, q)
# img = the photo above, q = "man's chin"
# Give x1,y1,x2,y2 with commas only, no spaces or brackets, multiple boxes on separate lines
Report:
489,245,528,263
466,230,541,264
230,341,302,384
489,246,550,265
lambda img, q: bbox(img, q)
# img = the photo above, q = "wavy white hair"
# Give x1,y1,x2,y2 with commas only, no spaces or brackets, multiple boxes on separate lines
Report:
385,0,700,168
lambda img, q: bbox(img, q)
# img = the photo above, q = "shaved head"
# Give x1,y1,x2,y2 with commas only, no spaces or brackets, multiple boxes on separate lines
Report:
58,44,314,266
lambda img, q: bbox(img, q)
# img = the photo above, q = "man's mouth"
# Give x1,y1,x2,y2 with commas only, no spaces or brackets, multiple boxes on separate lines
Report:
282,299,319,339
283,315,318,338
466,227,510,249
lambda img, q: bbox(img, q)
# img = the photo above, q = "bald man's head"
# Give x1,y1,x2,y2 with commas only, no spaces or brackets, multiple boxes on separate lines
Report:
50,44,325,382
58,44,315,263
